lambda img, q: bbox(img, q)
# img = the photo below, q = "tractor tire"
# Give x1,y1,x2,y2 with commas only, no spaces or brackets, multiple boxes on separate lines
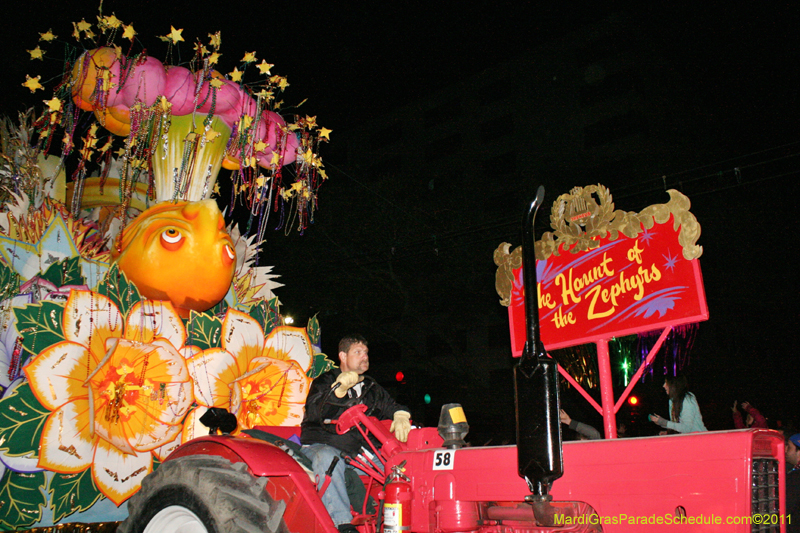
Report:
117,455,289,533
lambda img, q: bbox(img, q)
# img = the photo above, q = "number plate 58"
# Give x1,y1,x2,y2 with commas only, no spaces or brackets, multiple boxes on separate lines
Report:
432,450,454,470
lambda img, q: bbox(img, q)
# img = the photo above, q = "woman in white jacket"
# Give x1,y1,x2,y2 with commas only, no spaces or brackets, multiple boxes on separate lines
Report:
649,375,708,433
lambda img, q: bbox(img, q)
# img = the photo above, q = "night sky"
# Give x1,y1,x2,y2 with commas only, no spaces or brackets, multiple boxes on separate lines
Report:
1,2,798,440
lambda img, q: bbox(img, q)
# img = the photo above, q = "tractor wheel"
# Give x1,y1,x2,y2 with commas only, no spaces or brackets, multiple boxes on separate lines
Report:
118,455,289,533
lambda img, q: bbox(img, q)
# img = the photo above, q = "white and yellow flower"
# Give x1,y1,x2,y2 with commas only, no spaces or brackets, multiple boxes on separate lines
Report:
23,291,193,505
188,309,312,428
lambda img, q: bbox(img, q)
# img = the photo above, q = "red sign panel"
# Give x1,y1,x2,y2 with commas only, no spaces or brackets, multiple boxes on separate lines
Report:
508,216,708,355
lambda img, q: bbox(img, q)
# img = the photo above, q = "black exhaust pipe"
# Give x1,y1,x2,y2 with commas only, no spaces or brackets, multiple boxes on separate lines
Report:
514,186,563,502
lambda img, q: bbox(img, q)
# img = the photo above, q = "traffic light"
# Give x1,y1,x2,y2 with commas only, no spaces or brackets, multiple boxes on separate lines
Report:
628,395,639,406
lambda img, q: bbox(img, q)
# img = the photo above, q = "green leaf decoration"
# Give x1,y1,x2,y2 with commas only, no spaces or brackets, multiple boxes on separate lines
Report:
307,353,336,379
49,470,103,522
207,297,229,318
39,256,85,288
14,300,66,358
250,297,281,337
0,262,20,301
307,314,321,346
0,381,48,457
0,469,46,529
95,264,141,317
187,311,223,350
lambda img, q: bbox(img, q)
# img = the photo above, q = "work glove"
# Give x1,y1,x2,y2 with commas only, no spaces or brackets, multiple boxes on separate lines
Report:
390,410,412,442
332,371,362,398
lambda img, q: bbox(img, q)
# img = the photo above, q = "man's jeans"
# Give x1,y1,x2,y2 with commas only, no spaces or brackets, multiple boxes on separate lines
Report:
301,443,353,526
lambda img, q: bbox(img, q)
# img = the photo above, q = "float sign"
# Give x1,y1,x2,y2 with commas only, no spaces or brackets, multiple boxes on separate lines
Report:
497,186,709,355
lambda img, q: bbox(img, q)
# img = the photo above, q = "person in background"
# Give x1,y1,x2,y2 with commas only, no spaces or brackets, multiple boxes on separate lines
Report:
560,409,601,440
732,400,768,429
649,375,707,433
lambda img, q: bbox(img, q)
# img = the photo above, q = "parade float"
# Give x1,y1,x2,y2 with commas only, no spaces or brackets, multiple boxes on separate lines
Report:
0,10,333,531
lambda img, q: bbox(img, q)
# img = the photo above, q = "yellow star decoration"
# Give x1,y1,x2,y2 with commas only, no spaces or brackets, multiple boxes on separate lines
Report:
98,138,114,153
39,29,57,41
76,19,92,32
205,130,221,142
229,67,243,82
208,31,222,49
256,89,274,101
84,29,96,40
209,77,224,89
22,75,44,93
303,149,314,166
208,52,221,65
253,140,267,152
165,26,184,44
44,98,62,112
242,51,257,64
256,60,274,75
270,152,281,167
240,115,253,129
28,46,45,60
304,115,317,129
194,41,209,56
158,96,171,112
122,24,137,40
319,168,328,179
256,174,270,187
318,127,332,141
99,14,123,30
115,147,126,158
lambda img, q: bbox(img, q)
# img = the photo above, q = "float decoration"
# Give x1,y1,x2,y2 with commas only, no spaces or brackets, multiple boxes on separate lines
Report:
0,8,334,530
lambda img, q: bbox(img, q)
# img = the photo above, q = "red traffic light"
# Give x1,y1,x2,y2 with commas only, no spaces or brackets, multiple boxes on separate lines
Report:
395,371,405,382
628,396,639,406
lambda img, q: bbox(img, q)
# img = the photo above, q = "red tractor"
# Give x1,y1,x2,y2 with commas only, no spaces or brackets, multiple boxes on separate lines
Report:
118,189,786,533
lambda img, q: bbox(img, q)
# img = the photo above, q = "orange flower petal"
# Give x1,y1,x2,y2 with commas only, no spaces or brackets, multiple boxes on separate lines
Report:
220,308,265,369
125,300,186,348
264,326,314,372
62,291,122,367
92,439,152,506
38,400,94,473
24,341,90,410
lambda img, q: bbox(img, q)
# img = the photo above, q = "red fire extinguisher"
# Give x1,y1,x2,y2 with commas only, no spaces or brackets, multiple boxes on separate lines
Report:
383,462,411,533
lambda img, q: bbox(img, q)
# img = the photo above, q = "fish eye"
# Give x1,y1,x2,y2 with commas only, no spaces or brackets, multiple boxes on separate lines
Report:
160,228,184,250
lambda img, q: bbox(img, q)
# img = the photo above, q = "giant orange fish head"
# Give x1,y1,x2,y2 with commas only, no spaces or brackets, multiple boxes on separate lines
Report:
112,200,236,318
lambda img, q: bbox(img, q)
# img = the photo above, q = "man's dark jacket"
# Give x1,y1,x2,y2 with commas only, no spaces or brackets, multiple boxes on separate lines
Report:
301,368,408,455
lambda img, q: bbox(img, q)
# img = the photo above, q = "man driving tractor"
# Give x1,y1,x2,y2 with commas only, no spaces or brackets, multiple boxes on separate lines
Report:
301,334,412,532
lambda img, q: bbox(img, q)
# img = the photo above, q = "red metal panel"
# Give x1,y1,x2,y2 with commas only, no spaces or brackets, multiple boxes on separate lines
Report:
391,429,782,532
